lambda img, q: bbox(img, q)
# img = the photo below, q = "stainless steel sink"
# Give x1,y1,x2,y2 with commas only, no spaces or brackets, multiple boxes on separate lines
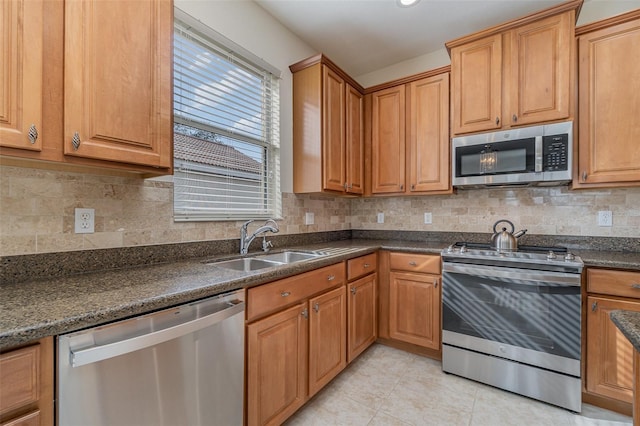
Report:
258,251,323,263
212,257,282,272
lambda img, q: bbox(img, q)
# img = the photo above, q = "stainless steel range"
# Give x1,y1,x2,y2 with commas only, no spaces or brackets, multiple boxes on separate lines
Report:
441,242,584,412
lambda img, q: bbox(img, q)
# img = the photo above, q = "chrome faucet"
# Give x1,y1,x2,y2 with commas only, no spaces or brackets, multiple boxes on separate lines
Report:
240,219,279,255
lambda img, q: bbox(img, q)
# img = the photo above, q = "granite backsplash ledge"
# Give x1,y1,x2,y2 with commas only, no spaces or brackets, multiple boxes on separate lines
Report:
2,230,638,284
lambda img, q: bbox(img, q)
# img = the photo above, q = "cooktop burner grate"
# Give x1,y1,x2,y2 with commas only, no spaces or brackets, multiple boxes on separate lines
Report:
451,242,568,254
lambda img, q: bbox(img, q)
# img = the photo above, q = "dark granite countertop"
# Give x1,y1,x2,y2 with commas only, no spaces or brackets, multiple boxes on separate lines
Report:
1,236,637,350
610,310,640,352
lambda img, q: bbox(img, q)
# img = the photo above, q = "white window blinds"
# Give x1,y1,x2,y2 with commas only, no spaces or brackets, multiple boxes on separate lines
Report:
173,11,281,221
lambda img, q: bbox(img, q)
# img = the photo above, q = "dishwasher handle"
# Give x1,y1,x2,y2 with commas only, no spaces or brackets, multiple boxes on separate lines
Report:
70,299,245,368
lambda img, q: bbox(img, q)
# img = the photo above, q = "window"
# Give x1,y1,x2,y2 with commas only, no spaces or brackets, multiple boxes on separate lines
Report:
173,10,281,221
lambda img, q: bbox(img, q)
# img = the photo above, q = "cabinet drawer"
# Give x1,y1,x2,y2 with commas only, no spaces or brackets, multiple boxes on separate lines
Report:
389,252,440,274
247,263,345,321
1,410,40,426
587,269,640,299
347,253,377,281
0,345,40,416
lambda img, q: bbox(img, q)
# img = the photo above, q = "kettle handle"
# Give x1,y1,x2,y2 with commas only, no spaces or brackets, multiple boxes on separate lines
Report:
493,220,515,234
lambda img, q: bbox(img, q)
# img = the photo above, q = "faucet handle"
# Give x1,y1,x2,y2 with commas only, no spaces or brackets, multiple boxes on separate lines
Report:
262,236,273,252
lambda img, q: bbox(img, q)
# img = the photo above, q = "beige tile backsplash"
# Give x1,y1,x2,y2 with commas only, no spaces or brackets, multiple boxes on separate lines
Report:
0,165,638,255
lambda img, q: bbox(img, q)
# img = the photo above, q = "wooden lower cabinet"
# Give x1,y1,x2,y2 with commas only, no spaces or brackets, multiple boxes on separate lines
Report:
308,286,347,397
586,296,640,405
347,273,377,362
247,303,308,426
0,337,53,426
389,271,440,350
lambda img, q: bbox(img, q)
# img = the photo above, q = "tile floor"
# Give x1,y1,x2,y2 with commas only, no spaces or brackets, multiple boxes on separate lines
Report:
285,344,633,426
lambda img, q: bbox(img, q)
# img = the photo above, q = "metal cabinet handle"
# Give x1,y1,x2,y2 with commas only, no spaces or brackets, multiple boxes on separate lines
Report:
512,114,518,122
281,291,290,297
363,263,370,268
301,308,308,319
495,117,500,125
631,283,640,289
327,275,335,281
400,184,404,190
591,301,598,312
350,287,356,295
72,132,81,150
28,124,38,144
582,171,587,182
434,279,438,288
313,303,320,313
411,184,415,190
409,261,417,266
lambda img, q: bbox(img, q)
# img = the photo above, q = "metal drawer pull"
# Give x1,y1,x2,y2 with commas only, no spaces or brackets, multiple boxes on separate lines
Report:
363,263,370,268
28,124,38,144
409,261,417,266
72,132,81,150
281,291,290,297
631,283,640,289
327,275,335,281
512,114,518,122
351,287,356,295
313,303,320,313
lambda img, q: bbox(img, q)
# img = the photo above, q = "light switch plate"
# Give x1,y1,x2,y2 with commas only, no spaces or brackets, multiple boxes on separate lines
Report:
424,212,432,224
377,212,384,224
305,212,314,225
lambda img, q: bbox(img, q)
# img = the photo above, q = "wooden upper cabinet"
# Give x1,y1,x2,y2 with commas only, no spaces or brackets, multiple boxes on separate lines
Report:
291,56,364,195
371,85,406,194
63,0,172,168
450,34,502,135
447,0,580,135
0,0,44,151
508,12,571,127
407,73,451,193
575,11,640,188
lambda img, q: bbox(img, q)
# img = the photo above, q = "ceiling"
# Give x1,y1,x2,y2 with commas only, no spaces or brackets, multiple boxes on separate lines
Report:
254,0,574,77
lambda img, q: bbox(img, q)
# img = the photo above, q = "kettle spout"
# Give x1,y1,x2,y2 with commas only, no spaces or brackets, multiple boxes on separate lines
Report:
513,229,528,239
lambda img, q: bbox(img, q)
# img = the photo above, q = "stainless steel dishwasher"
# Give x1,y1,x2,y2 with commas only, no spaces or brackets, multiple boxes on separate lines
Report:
57,289,245,426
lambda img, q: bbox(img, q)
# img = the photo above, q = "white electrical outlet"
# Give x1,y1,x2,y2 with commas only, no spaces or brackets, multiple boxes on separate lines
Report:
424,212,432,224
377,212,384,224
598,210,613,227
305,212,315,225
75,208,95,234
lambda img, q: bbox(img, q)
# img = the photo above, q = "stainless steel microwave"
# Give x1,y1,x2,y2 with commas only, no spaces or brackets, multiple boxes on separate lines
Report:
452,121,573,188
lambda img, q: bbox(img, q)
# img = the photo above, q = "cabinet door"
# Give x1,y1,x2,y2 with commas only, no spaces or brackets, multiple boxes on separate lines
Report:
586,296,640,404
577,17,640,186
63,0,172,168
508,12,571,127
348,273,377,363
322,66,346,192
371,85,405,193
450,34,502,135
345,83,364,194
308,286,346,397
0,0,43,151
247,303,308,426
407,73,450,193
389,271,440,350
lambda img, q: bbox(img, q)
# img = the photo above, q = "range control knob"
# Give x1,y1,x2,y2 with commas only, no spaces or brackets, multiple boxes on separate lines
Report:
565,252,576,261
447,245,455,253
547,251,557,260
460,245,468,253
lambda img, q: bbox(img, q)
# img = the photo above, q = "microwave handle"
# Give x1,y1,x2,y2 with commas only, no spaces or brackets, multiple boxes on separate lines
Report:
535,136,543,172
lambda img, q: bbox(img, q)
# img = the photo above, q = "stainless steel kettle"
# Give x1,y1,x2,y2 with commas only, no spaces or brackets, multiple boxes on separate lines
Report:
491,219,527,251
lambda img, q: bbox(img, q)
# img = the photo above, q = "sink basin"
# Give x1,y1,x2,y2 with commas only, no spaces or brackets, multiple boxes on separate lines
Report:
258,251,323,263
212,257,282,272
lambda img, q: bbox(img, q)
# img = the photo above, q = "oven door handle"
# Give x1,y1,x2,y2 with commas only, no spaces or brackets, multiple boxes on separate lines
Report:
442,262,581,286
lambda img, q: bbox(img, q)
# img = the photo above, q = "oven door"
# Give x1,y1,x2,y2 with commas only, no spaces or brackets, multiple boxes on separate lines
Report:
442,262,581,376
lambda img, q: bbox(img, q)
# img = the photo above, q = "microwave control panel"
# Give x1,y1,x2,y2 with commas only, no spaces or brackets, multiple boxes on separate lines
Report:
542,134,569,171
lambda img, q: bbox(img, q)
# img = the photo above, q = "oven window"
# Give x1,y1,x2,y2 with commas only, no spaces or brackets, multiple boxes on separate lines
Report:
442,271,581,360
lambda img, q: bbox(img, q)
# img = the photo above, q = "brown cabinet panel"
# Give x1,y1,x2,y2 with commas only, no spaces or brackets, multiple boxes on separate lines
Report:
347,252,377,281
1,410,40,426
0,346,39,415
389,271,440,350
371,85,406,193
63,0,172,168
586,296,640,404
348,273,377,362
389,252,441,274
246,303,308,426
322,66,346,192
587,269,640,300
577,15,640,187
308,286,347,397
450,34,502,135
0,0,43,152
345,83,364,194
407,73,451,193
